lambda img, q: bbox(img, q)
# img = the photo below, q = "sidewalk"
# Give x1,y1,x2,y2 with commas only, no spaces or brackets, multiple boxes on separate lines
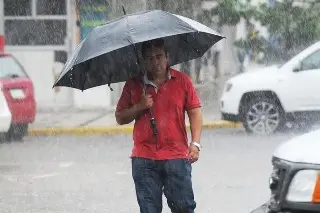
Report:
28,103,242,136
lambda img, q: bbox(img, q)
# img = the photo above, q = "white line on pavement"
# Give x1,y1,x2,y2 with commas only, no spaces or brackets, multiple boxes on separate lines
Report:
59,162,74,168
116,171,128,175
32,172,61,179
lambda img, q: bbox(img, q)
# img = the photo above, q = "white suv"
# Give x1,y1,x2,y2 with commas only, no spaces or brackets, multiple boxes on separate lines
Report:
220,41,320,135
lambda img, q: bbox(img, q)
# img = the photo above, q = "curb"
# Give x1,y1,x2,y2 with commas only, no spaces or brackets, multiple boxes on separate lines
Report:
28,121,242,136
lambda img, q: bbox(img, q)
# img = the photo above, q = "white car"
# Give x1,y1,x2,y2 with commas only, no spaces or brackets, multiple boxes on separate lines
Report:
220,41,320,135
251,129,320,213
0,84,12,141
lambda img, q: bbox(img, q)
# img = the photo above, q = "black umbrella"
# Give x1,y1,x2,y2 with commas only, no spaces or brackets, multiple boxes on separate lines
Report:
53,8,225,136
53,9,224,90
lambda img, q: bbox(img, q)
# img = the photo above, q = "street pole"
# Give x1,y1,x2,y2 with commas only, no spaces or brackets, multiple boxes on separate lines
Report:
0,0,5,52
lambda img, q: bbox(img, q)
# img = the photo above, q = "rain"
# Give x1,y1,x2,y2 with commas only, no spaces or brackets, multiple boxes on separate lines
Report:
1,0,320,212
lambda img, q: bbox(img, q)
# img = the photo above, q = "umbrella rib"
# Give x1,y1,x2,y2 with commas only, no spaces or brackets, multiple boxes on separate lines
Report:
123,14,142,71
123,14,134,50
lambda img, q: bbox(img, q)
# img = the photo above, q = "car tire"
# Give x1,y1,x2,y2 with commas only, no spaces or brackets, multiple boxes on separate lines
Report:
7,124,28,141
242,97,285,135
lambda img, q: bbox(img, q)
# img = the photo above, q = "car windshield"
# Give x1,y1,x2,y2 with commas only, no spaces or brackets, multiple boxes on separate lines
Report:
0,56,28,78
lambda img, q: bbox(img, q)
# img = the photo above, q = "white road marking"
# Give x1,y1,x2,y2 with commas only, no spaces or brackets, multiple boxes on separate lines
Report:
32,173,60,179
116,171,128,175
0,175,28,186
3,176,17,182
0,162,19,166
59,162,74,168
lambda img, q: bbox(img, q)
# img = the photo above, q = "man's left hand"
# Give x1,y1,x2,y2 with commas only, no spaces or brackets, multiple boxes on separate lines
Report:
188,144,200,163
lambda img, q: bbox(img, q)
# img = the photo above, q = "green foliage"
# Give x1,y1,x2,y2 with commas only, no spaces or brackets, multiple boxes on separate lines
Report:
254,0,320,49
210,0,255,26
234,36,267,52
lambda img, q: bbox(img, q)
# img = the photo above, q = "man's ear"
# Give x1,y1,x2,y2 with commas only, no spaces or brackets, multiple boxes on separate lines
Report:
166,52,169,60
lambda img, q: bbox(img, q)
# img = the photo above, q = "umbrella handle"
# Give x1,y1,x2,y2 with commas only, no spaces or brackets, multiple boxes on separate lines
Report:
142,82,158,136
149,115,158,136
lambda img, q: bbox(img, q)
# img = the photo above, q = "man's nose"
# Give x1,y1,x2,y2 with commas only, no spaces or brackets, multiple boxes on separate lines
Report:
152,58,159,65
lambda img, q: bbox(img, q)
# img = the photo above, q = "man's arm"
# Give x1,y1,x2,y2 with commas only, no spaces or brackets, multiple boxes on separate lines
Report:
187,107,203,143
115,81,136,125
184,74,203,143
115,81,153,125
184,75,203,163
115,104,143,125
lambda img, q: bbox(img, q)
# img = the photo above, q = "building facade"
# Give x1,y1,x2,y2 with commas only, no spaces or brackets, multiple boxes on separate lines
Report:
1,0,77,110
0,0,150,110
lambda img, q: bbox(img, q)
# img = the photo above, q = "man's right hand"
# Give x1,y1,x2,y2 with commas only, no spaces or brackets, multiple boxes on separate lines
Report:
116,93,153,125
137,94,153,111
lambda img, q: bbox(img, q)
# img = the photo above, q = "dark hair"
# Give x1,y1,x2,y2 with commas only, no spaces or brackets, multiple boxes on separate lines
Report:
141,38,168,58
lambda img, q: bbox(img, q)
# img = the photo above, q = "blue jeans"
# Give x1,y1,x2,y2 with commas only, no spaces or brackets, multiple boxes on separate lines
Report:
131,157,196,213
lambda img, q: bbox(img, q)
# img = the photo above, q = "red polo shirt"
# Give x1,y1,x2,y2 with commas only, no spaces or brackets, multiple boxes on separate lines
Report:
116,68,201,160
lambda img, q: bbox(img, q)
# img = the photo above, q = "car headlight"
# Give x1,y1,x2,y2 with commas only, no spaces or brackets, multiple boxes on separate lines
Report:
286,170,320,203
225,83,233,92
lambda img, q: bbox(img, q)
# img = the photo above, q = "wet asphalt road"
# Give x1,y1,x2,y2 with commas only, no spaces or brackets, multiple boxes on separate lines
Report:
0,129,302,213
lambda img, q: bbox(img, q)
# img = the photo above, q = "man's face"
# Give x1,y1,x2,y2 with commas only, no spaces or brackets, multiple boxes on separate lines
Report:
144,46,168,76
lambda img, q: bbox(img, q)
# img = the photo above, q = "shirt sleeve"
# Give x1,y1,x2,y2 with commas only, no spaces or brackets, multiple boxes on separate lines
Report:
116,81,132,112
184,75,201,110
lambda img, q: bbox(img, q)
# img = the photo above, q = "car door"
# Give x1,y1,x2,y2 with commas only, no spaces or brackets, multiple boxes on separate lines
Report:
291,49,320,111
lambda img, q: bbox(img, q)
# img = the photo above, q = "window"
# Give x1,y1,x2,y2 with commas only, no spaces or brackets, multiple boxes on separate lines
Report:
54,51,68,64
36,0,66,15
5,20,67,45
0,56,28,78
4,0,32,16
301,50,320,70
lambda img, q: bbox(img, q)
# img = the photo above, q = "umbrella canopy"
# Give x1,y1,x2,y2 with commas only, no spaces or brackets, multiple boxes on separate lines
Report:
53,9,225,90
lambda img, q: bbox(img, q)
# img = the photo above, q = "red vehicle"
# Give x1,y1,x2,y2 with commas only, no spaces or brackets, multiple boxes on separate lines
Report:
0,52,36,141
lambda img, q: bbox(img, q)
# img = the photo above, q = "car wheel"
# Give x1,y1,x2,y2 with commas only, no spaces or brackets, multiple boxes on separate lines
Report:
242,97,285,135
7,124,28,141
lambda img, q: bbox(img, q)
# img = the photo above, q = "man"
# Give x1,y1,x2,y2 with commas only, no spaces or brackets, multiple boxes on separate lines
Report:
115,38,203,213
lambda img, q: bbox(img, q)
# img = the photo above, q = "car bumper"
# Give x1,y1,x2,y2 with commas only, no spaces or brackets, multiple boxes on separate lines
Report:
8,100,36,124
221,112,241,122
220,91,242,122
250,201,319,213
249,204,269,213
0,112,11,132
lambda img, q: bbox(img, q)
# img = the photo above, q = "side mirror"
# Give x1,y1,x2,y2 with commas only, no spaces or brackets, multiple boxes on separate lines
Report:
293,63,302,72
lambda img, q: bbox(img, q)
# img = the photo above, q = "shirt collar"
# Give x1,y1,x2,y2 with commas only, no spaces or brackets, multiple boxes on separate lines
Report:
143,68,175,87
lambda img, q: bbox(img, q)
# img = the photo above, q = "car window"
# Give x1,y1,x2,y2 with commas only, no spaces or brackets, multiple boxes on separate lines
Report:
0,56,28,78
301,50,320,71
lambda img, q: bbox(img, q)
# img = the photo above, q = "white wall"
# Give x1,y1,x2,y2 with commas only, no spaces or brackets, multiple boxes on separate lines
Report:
73,85,112,109
6,48,114,110
236,18,247,40
220,25,238,76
